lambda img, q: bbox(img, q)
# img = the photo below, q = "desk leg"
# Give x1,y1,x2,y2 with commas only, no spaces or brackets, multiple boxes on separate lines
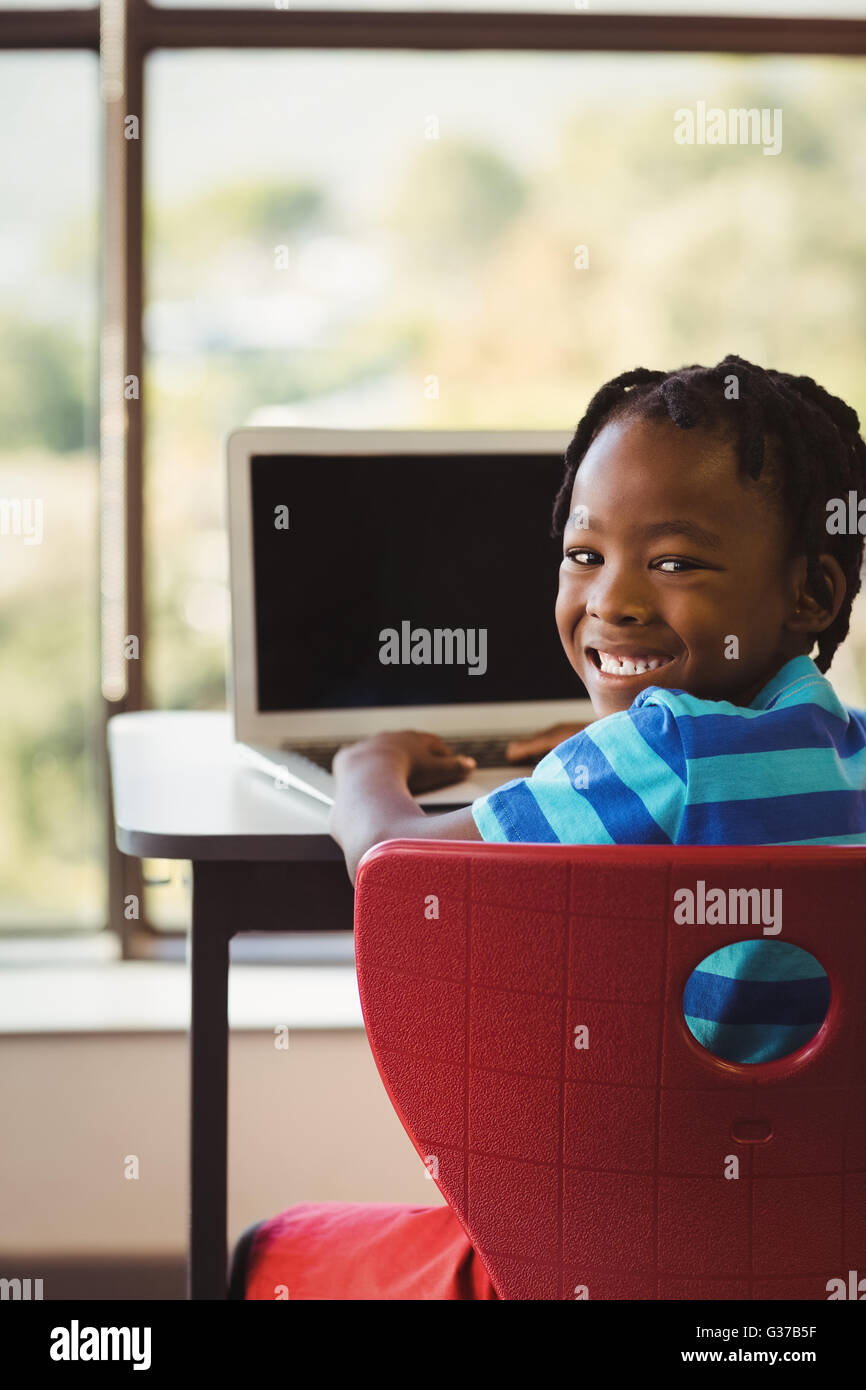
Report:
188,862,234,1300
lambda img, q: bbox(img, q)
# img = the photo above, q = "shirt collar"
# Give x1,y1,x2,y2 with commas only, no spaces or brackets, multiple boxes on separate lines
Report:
748,655,823,711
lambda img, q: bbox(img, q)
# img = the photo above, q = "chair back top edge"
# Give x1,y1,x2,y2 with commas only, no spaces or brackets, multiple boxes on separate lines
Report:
356,837,866,880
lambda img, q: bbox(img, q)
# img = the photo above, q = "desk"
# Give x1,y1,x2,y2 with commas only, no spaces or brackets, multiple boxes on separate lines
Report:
108,710,351,1300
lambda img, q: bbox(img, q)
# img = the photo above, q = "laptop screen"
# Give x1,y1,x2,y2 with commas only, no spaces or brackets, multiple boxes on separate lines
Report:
251,452,587,711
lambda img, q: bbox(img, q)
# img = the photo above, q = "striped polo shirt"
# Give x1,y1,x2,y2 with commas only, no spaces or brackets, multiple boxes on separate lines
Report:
472,654,866,1062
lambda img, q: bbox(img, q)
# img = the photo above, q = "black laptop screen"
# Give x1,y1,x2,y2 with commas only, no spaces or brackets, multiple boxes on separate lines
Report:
251,452,586,711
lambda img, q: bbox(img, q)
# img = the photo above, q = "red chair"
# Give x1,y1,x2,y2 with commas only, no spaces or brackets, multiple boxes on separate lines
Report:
235,840,866,1300
355,840,866,1300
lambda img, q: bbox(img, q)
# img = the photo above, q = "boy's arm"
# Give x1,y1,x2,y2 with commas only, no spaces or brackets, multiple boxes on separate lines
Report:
329,731,482,885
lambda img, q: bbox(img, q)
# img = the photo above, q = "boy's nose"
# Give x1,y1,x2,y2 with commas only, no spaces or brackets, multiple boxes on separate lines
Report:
586,572,655,625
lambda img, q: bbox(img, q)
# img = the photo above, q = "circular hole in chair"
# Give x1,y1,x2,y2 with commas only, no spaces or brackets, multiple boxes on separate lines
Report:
682,940,830,1065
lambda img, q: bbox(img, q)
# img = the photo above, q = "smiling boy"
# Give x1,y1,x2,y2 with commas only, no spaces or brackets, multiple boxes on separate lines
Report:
330,354,865,883
247,355,866,1301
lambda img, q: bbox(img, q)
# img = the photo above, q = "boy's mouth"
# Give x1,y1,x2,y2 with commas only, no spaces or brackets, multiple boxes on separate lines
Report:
586,646,677,679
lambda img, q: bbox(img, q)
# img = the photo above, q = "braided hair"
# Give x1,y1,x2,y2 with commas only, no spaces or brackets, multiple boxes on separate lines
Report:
551,354,866,674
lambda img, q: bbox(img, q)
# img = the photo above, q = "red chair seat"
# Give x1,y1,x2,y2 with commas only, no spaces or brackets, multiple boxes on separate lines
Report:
243,1201,498,1300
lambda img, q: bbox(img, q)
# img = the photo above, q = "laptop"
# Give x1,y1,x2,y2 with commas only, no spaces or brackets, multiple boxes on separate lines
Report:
226,428,594,810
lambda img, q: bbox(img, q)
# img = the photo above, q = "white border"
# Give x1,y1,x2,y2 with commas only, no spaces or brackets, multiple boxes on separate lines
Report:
227,427,593,745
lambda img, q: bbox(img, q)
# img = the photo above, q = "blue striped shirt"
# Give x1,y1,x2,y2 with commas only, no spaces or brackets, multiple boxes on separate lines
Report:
472,655,866,1062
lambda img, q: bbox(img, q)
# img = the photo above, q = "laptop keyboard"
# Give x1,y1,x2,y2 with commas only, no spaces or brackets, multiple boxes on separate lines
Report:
447,737,517,766
293,744,341,772
295,736,519,772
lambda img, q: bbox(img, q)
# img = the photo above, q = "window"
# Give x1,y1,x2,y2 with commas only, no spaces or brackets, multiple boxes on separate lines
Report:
2,3,865,949
145,47,866,720
0,51,102,932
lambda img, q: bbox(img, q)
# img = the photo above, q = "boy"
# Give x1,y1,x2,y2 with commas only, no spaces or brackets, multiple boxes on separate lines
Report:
331,354,865,878
246,355,866,1299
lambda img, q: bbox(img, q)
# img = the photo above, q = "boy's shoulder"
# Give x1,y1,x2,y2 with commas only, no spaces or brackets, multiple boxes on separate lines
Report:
629,654,852,725
539,689,689,787
550,654,858,768
475,655,864,847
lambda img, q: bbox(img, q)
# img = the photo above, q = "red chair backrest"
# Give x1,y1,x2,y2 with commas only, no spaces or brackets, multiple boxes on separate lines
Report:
354,840,866,1300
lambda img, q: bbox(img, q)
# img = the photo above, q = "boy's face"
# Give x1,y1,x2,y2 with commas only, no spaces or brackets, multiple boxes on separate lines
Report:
556,413,814,719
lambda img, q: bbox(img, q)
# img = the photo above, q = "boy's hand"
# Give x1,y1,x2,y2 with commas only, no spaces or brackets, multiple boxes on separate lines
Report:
334,730,476,794
505,721,593,765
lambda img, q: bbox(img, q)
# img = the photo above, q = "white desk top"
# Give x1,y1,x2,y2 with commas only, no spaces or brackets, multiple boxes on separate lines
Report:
108,711,337,861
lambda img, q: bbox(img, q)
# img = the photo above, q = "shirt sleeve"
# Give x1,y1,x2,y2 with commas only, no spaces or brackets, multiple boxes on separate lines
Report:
471,699,688,845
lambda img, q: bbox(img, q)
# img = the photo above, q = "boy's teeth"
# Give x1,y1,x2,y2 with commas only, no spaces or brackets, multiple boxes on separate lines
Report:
597,651,669,675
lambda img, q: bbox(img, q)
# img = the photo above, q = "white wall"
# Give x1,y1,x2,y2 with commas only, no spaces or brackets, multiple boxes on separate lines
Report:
0,1030,442,1258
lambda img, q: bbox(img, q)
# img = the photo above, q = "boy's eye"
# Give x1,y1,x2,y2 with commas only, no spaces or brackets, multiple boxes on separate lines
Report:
564,548,599,565
564,549,697,574
656,558,697,573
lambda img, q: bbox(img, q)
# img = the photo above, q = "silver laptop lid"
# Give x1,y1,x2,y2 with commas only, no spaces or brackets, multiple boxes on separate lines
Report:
227,428,593,745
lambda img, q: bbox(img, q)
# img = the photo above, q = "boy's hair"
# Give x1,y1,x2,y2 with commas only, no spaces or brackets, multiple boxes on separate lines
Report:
552,354,866,674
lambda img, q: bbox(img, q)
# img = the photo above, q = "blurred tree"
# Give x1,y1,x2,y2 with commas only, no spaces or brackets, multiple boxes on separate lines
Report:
145,178,328,295
387,139,527,275
0,314,87,453
408,64,866,429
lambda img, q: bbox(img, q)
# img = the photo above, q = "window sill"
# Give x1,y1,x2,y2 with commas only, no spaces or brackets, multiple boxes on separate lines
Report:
0,930,356,967
0,961,363,1034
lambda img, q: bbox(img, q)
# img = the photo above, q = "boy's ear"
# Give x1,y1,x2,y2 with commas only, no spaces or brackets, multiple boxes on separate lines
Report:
789,553,846,634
